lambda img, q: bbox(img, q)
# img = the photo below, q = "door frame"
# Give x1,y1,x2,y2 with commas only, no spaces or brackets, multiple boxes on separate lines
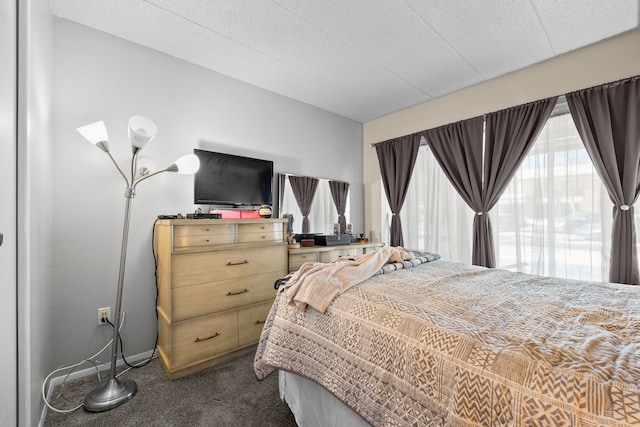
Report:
0,0,19,425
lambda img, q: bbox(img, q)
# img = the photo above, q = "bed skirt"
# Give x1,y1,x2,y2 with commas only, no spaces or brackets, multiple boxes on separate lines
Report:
279,370,371,427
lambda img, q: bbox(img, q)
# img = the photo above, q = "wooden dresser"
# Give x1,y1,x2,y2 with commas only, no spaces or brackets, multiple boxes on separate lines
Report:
288,242,384,272
153,218,287,379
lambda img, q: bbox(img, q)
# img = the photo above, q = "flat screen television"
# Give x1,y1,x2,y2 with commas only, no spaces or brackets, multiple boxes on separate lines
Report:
193,149,273,207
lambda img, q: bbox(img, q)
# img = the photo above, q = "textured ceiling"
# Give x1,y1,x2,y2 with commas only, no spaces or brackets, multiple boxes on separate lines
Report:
49,0,639,122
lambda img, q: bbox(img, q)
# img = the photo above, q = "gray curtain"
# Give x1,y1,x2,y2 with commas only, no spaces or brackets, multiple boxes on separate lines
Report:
566,76,640,285
481,97,558,266
426,117,485,263
375,134,421,247
288,175,319,234
427,97,556,267
328,180,350,234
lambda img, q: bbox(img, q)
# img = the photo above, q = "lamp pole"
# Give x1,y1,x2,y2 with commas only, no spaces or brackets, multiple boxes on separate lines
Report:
83,186,138,412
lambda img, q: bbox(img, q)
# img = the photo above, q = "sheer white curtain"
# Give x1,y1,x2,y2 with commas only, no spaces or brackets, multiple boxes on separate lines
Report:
382,142,473,263
281,176,350,234
492,112,611,281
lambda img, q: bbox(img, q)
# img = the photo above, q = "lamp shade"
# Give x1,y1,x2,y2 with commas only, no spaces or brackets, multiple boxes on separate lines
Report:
128,116,157,152
167,154,200,174
135,155,158,178
78,121,109,152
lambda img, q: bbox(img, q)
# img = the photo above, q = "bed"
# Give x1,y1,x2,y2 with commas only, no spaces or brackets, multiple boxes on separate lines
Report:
254,248,640,426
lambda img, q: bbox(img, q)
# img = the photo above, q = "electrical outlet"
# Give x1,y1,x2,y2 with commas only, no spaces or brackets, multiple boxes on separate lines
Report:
97,306,111,326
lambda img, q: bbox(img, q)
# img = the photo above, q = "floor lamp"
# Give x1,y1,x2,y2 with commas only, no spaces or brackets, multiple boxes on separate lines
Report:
77,116,199,412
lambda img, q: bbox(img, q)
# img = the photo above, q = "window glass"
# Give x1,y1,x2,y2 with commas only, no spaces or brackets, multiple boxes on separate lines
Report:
382,143,473,263
492,112,611,281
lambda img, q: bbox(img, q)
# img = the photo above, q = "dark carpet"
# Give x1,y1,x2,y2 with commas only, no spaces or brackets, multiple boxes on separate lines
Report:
43,349,297,426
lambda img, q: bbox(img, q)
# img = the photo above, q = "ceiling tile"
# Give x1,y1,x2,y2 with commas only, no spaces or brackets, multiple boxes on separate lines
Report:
405,0,554,79
531,0,639,54
49,0,639,122
274,0,484,97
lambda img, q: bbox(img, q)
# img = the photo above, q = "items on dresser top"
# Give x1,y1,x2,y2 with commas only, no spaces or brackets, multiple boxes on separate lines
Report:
313,234,353,246
153,218,287,379
185,213,222,219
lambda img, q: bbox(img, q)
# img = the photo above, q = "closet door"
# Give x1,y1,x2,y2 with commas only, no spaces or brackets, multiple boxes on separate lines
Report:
0,0,18,425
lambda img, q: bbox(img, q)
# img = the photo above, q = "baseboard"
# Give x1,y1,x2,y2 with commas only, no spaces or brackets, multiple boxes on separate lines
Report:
39,348,157,427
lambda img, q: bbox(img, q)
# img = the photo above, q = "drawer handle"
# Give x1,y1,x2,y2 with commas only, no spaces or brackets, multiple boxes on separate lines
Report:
255,320,266,325
227,260,249,266
194,332,220,343
227,288,249,296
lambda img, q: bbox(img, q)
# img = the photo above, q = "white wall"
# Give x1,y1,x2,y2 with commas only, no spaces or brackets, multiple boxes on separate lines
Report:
18,0,54,424
51,20,363,367
363,29,640,245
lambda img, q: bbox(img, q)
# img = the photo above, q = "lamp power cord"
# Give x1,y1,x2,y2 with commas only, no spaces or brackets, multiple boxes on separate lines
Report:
42,313,157,414
45,221,162,414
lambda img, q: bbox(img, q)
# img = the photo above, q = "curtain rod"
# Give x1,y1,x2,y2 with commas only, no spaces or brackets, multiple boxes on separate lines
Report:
368,73,638,148
369,95,569,148
369,137,427,148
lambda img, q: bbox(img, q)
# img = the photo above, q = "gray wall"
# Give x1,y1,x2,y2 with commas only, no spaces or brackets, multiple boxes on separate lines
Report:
52,20,363,366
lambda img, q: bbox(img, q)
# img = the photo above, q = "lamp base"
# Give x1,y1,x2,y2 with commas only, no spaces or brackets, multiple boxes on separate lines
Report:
83,378,137,412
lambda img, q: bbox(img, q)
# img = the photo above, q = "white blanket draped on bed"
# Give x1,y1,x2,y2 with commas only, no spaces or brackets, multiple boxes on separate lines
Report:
283,245,412,313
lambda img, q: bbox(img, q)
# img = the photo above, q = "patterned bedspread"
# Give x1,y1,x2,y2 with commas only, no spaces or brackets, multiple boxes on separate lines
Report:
254,260,640,426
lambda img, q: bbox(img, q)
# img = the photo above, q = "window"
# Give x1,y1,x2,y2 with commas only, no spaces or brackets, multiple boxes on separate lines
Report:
492,112,611,281
381,141,473,264
392,111,617,282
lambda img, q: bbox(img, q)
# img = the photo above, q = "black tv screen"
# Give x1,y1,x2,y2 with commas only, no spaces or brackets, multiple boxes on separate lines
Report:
194,149,273,206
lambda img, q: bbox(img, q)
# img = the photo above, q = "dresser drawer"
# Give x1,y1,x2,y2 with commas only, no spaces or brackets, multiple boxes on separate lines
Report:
237,222,284,243
173,224,235,249
174,234,235,249
288,252,319,271
238,301,273,346
170,271,281,321
173,223,235,237
166,311,238,369
172,245,287,288
238,222,282,234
